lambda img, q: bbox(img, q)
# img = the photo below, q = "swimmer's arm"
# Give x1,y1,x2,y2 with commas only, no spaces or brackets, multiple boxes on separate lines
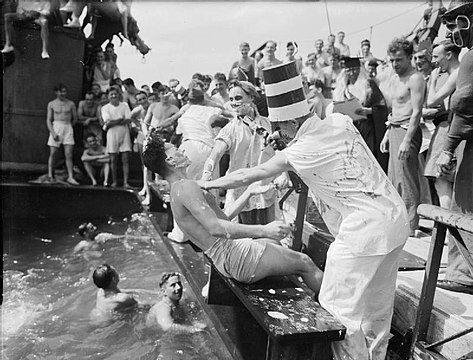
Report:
153,304,200,332
143,104,154,128
427,70,458,108
115,292,137,308
201,152,290,191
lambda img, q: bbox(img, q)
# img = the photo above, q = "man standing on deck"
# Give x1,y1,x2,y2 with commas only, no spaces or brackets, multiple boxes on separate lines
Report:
435,0,473,295
198,64,409,360
46,83,79,185
380,38,426,237
256,41,283,82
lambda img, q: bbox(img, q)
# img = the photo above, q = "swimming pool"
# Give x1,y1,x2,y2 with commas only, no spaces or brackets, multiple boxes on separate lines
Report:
2,184,232,360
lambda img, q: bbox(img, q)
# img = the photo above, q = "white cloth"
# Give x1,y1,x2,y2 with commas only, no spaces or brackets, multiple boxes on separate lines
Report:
281,113,409,359
176,105,221,147
321,242,403,360
282,114,408,256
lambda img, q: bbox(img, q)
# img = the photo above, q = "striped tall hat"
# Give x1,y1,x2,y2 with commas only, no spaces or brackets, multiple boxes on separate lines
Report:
262,61,309,122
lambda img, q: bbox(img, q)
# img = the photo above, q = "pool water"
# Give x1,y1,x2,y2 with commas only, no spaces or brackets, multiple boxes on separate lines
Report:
2,213,231,360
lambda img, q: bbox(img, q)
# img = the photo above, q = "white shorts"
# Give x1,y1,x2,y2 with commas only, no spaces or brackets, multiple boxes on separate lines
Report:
106,125,132,153
47,122,75,147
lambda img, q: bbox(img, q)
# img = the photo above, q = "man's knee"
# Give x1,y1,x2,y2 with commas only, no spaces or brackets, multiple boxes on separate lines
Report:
299,252,316,271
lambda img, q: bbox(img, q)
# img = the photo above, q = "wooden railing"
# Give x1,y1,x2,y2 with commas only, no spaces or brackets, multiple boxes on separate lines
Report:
409,204,473,357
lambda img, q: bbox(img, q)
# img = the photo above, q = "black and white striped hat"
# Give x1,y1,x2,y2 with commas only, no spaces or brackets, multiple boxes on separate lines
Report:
262,61,309,122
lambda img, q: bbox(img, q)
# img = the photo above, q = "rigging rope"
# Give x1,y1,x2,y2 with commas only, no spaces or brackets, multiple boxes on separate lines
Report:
347,1,428,36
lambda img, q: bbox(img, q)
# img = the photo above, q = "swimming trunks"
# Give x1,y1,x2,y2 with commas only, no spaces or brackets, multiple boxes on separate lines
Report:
47,122,75,147
204,238,266,283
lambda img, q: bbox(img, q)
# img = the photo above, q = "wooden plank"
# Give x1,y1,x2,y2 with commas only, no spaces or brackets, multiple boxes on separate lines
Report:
210,265,346,345
393,271,473,360
411,223,447,347
418,204,473,234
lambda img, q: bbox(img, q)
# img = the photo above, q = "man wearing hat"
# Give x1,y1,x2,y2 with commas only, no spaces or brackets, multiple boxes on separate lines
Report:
436,0,473,294
200,61,410,360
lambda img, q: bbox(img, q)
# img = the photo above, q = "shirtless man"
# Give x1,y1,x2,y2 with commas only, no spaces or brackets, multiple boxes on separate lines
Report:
380,38,425,236
229,42,256,84
78,91,101,142
256,41,283,81
91,264,137,317
74,222,100,253
81,133,110,186
423,40,461,209
144,86,179,142
142,131,324,296
46,83,79,185
146,272,206,332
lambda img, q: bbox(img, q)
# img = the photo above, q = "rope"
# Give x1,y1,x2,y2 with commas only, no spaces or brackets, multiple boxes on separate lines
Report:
324,0,332,34
347,1,427,36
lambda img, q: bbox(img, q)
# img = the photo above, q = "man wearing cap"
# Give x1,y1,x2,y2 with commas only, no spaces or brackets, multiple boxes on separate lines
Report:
200,62,409,360
380,37,426,236
436,0,473,294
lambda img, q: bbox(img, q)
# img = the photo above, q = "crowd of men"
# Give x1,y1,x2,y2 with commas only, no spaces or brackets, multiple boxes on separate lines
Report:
43,1,473,358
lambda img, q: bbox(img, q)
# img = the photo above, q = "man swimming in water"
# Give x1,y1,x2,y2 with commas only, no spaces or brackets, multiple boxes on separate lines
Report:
146,272,206,332
92,264,137,315
142,130,323,296
73,222,101,254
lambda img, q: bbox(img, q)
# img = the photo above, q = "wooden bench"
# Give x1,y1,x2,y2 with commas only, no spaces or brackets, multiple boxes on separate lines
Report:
207,264,346,360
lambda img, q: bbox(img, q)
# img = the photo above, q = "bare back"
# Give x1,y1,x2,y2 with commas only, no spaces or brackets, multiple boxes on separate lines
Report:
170,180,227,251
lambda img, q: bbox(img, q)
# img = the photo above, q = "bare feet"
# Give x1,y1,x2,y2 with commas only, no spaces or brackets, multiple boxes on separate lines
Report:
41,51,50,59
111,182,118,188
67,178,79,186
2,44,14,53
123,183,132,189
138,188,146,196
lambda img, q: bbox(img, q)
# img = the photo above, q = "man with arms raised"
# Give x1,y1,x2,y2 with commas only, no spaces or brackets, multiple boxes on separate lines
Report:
380,38,426,236
142,130,324,295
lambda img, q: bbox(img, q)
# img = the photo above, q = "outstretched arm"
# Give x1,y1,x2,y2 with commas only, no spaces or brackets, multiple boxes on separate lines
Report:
200,151,291,191
179,181,290,240
225,182,275,220
201,139,227,180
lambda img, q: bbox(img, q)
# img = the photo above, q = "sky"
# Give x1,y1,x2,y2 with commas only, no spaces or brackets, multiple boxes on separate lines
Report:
104,1,447,88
